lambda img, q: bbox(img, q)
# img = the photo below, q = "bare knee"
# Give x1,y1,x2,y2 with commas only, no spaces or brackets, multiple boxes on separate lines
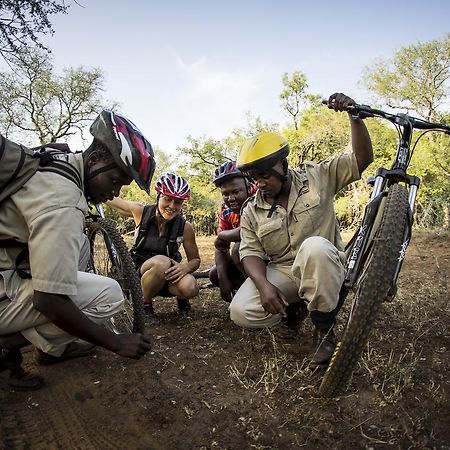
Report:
141,255,171,277
181,278,199,299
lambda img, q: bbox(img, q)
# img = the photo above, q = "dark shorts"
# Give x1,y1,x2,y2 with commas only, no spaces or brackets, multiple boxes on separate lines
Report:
156,281,173,298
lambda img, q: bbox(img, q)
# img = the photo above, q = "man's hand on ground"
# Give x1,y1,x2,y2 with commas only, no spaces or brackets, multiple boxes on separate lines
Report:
113,333,151,359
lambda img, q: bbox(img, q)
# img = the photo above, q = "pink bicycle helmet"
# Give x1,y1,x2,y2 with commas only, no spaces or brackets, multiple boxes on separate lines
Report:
155,173,190,200
213,161,245,187
90,110,156,193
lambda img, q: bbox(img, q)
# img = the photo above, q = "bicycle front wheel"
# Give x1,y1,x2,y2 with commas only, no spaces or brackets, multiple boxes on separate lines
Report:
319,183,410,397
85,217,145,334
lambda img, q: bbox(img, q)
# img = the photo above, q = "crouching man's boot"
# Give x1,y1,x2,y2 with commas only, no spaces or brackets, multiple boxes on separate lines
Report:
310,310,337,368
0,347,44,391
177,297,191,313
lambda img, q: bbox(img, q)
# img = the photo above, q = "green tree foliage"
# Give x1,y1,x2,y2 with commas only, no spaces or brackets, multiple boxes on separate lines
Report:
280,71,321,130
0,48,111,145
362,34,450,226
283,107,351,168
178,115,279,234
362,34,450,121
0,0,69,61
407,133,450,227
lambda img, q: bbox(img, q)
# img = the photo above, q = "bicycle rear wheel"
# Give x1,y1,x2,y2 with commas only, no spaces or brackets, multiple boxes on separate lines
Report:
318,183,410,397
85,217,145,334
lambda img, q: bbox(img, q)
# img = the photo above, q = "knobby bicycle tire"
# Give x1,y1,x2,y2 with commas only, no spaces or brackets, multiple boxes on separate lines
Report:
319,183,410,397
85,217,145,334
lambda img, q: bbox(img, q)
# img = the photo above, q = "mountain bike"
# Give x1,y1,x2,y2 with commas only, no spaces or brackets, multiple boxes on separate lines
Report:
318,102,450,397
85,204,145,334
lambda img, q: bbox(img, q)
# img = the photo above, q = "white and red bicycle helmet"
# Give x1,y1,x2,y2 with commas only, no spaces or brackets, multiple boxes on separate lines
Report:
155,173,190,200
90,110,156,193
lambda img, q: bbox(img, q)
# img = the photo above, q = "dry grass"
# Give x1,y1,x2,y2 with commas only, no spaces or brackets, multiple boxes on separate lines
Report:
136,229,450,448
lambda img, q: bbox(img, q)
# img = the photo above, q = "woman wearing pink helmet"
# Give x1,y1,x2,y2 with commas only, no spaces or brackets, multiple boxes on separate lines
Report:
108,172,200,317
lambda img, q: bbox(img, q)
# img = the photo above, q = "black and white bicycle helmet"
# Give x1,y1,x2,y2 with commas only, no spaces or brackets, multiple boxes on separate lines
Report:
155,173,190,200
90,110,156,193
213,161,246,187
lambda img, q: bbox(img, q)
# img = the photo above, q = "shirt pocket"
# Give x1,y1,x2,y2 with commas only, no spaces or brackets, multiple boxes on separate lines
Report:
292,190,321,236
256,217,288,256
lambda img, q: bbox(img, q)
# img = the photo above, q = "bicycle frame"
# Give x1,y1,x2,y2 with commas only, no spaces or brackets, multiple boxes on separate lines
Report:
343,111,429,298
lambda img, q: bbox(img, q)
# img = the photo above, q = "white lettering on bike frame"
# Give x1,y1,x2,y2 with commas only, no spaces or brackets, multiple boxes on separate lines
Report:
398,239,410,262
348,224,368,269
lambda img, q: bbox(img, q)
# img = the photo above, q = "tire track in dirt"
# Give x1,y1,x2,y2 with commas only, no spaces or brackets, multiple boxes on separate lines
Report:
1,385,121,450
0,353,139,450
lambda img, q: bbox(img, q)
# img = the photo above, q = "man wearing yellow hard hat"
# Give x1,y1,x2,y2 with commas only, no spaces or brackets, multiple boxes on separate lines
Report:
229,92,373,367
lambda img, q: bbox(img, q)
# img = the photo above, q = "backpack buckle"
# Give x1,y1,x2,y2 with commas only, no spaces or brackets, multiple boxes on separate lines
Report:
38,151,55,166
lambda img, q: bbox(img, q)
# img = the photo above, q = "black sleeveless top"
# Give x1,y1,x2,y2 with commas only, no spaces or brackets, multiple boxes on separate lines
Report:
130,204,186,269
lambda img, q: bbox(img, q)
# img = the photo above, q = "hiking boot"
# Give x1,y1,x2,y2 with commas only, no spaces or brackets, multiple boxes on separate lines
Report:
310,330,336,368
177,298,191,313
285,301,308,329
272,301,308,341
0,365,45,391
272,322,299,340
144,302,156,316
143,302,159,325
0,348,44,391
36,342,96,366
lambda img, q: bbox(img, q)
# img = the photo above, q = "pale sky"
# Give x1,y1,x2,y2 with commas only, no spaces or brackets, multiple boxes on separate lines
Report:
5,0,450,154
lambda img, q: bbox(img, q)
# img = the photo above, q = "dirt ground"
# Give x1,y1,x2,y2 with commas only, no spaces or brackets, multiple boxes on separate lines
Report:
1,231,449,450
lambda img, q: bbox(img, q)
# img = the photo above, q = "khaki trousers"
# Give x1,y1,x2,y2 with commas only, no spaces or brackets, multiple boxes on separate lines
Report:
229,236,345,328
0,236,124,356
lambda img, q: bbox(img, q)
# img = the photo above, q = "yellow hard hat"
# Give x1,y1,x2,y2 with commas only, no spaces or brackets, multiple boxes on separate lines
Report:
237,132,290,172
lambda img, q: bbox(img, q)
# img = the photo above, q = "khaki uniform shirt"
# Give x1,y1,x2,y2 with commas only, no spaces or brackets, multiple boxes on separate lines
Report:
0,153,87,296
239,151,360,265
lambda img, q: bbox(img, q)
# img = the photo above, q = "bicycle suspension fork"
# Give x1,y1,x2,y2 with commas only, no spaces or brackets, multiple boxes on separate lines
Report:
386,175,420,300
343,169,420,295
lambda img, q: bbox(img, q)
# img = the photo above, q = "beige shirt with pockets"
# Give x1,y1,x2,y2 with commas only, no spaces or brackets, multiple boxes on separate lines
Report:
239,151,361,265
0,153,87,296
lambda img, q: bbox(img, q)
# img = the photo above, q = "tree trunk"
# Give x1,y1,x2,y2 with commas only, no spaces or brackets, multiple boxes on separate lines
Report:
443,204,450,229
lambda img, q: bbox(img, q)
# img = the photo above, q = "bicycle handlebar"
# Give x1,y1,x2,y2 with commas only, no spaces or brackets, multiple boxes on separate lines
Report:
322,99,450,134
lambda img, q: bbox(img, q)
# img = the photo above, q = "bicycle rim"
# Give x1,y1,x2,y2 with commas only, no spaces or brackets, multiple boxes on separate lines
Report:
319,183,410,397
86,218,145,333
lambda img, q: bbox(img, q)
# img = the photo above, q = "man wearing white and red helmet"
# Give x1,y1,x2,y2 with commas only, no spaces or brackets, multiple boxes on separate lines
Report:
108,172,200,318
0,110,155,391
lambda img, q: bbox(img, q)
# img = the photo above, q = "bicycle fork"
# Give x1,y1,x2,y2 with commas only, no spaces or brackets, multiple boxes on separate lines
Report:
344,170,420,301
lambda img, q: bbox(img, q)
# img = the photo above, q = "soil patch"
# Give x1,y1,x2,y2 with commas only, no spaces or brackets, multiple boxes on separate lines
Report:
1,230,449,449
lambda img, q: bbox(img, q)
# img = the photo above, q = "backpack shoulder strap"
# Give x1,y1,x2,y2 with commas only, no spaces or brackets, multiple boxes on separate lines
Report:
166,213,186,259
35,145,82,190
133,204,156,250
37,157,82,190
